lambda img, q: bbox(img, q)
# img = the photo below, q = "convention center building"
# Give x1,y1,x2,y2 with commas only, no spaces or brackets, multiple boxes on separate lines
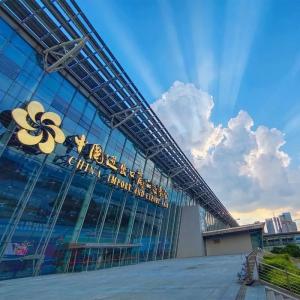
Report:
0,0,237,280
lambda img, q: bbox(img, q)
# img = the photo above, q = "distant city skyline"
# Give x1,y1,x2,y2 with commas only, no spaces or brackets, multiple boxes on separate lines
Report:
78,0,300,224
265,212,298,234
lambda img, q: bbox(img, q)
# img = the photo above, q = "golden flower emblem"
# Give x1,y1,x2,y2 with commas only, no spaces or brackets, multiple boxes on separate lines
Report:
11,101,65,154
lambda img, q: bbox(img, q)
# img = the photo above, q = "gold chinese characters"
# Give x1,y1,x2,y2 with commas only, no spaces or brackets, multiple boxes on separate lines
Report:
107,174,168,208
10,101,168,208
70,134,168,208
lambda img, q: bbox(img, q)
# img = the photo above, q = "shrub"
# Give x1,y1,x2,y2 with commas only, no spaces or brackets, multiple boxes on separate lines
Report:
271,247,284,254
263,254,300,275
285,244,300,258
271,244,300,258
261,253,300,295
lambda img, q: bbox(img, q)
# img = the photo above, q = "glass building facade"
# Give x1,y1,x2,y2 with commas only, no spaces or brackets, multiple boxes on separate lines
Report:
0,1,236,280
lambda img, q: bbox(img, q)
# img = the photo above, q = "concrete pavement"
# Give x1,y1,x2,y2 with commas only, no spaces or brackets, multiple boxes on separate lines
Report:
0,254,246,300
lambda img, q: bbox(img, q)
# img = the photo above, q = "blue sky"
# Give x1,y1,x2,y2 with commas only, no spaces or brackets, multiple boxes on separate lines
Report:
78,0,300,163
76,0,300,223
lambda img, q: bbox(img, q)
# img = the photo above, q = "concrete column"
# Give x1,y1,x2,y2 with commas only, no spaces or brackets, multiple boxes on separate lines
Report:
176,205,205,258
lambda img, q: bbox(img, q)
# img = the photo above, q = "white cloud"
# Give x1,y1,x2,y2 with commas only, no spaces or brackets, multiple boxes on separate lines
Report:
152,81,300,224
152,81,223,159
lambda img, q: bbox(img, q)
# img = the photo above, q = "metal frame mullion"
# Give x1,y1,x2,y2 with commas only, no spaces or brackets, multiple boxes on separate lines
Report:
123,149,139,243
137,157,156,262
152,174,170,260
132,156,150,235
174,194,185,258
167,190,181,259
94,126,116,244
145,206,157,262
71,176,98,242
171,191,184,258
125,153,148,245
152,208,164,261
103,135,127,244
125,197,138,243
113,192,128,244
161,182,174,259
62,173,99,271
145,170,162,261
136,203,148,263
95,196,117,245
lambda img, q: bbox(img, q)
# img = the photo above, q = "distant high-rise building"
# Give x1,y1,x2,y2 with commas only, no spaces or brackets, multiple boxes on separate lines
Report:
265,218,276,234
273,217,282,233
265,212,298,234
279,212,298,233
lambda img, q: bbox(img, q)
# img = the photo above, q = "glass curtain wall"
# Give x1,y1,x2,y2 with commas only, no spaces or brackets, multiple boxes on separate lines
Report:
0,18,230,280
0,19,187,280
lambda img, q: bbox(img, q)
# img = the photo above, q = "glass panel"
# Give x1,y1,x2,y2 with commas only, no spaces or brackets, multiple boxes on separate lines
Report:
100,189,127,243
139,204,155,262
0,149,44,279
116,195,135,243
79,181,111,243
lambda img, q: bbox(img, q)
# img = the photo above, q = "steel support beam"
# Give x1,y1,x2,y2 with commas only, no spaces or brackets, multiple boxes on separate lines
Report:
43,37,88,73
169,165,186,178
194,190,208,201
146,142,169,159
182,180,202,191
110,106,141,129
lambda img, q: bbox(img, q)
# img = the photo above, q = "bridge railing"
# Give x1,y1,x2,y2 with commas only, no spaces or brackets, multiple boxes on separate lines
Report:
256,256,300,296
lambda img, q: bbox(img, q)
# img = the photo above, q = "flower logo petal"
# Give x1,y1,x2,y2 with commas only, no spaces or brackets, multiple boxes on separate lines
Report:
41,112,62,126
17,129,43,145
38,132,55,154
12,108,35,131
45,124,65,143
27,101,44,123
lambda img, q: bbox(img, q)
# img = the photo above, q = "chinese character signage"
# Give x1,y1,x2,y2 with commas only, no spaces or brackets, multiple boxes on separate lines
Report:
68,134,168,208
10,101,168,208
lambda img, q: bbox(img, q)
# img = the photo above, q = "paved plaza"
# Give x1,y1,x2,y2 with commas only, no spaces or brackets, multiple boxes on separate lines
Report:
0,255,249,300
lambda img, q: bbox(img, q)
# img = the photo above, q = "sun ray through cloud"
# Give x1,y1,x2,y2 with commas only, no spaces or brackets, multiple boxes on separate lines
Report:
186,0,217,92
218,0,265,112
158,0,189,83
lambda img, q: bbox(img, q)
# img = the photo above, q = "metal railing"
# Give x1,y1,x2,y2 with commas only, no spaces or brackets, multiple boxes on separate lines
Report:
257,257,300,296
236,248,261,284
